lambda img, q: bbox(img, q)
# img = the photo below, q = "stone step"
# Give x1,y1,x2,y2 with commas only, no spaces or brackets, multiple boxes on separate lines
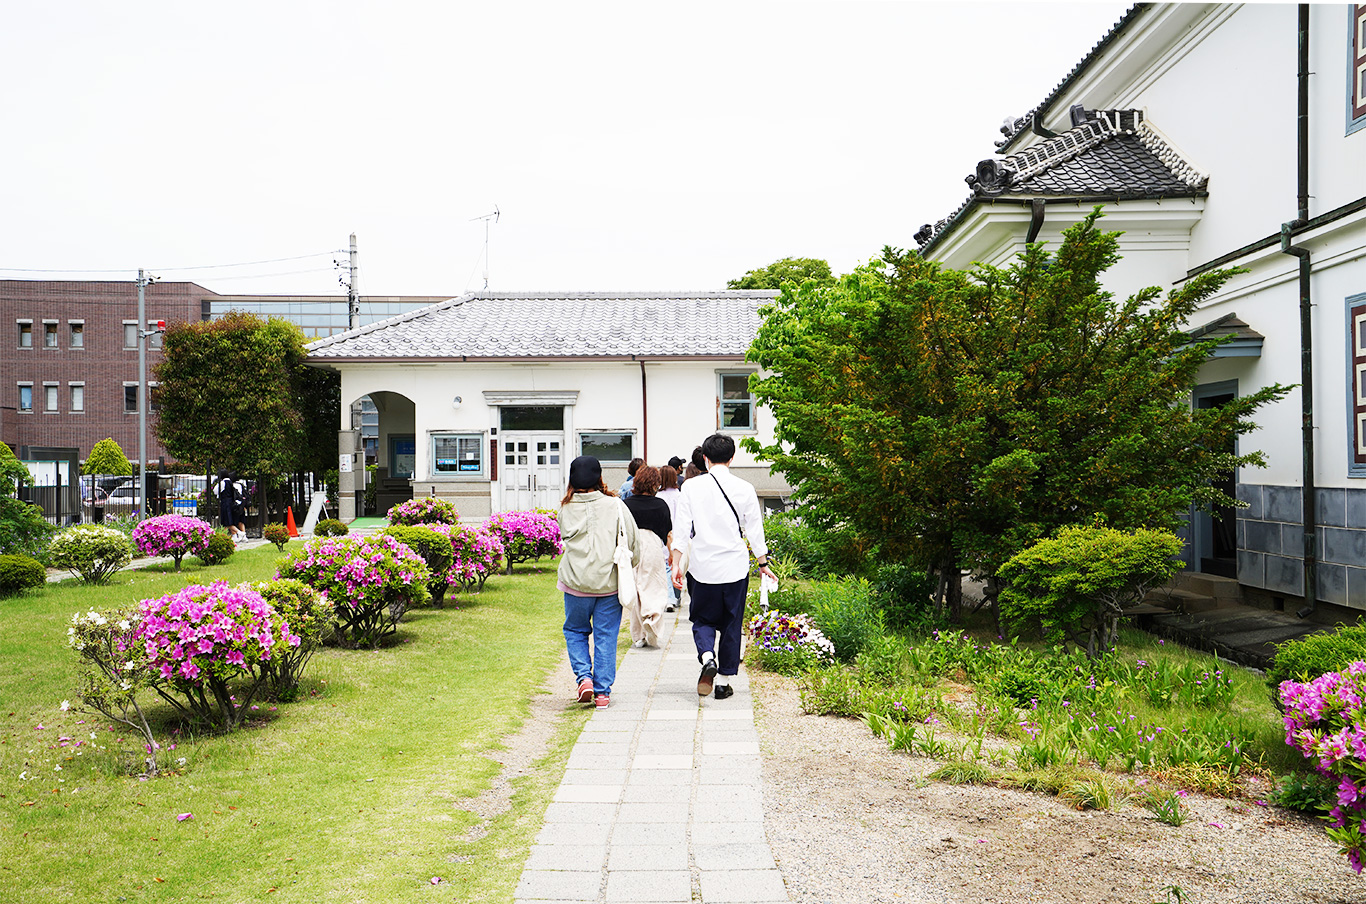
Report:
1143,587,1221,613
1173,571,1243,601
1148,603,1329,670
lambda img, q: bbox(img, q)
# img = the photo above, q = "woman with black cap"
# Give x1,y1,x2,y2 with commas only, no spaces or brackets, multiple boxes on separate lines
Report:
558,455,640,709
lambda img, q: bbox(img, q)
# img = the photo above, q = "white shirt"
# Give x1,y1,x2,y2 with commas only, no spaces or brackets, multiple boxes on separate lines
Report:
658,486,680,523
671,464,768,584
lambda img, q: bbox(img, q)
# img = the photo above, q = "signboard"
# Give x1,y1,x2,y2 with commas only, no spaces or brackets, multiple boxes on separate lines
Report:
339,453,353,474
172,499,197,515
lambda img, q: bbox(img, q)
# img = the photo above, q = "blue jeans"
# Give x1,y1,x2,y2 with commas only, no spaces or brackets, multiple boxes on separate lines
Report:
563,592,623,696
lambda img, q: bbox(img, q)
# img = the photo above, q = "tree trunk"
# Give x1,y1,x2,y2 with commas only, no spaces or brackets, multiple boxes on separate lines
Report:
944,549,963,623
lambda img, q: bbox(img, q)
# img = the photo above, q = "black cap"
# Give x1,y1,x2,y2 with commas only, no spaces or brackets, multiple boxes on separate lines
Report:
667,456,685,470
568,456,602,491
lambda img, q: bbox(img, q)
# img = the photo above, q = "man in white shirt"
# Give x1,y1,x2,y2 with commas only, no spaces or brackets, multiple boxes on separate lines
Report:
670,433,776,699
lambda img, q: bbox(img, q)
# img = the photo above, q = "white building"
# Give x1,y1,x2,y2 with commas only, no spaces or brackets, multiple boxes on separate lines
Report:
916,4,1366,613
305,291,789,519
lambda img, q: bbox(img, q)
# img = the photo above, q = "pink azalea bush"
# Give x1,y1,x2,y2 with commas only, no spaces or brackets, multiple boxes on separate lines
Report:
484,511,561,572
387,496,459,526
132,514,214,572
135,582,300,730
240,579,334,700
426,523,505,593
276,534,429,648
1281,663,1366,872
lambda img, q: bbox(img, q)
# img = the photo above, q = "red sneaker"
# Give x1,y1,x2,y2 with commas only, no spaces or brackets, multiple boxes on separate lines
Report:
594,694,610,709
576,677,593,704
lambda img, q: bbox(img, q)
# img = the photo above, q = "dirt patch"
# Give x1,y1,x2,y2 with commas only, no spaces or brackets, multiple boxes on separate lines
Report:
751,671,1364,904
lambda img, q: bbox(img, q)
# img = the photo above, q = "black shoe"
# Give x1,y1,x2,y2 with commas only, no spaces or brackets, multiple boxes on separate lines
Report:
713,684,734,700
697,660,718,696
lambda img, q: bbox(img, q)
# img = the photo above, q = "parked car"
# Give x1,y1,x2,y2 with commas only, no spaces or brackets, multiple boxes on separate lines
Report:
105,485,142,510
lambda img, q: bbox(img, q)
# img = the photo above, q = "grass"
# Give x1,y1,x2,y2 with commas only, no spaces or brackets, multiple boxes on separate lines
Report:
1,543,586,903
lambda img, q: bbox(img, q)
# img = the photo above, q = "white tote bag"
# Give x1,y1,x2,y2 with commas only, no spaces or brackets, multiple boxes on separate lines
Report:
613,506,639,608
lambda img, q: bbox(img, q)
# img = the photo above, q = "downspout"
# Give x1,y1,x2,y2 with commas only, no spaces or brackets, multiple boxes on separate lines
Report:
639,359,648,463
1280,4,1316,617
1026,198,1046,244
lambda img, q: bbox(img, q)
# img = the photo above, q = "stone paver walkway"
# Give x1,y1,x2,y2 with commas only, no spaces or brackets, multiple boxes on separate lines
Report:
515,604,791,904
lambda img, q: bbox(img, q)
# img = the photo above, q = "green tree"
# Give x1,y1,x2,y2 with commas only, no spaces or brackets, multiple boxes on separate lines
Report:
154,313,336,525
83,438,132,478
0,442,53,557
727,257,835,290
745,210,1289,621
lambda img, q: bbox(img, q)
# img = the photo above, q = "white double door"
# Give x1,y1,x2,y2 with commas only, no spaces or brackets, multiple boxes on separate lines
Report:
500,432,564,511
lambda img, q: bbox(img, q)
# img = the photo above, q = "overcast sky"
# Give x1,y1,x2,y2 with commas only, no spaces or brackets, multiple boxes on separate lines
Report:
1,1,1133,298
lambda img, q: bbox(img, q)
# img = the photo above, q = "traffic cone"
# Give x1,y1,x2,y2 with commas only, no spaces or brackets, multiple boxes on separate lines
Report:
286,506,299,537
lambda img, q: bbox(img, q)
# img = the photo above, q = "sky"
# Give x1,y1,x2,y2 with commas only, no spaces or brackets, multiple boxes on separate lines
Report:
0,1,1133,298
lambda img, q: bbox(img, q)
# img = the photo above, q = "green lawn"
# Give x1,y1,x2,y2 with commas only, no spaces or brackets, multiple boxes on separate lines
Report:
1,544,585,903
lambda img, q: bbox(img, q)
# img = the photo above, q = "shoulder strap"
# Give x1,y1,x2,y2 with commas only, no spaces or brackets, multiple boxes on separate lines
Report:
711,473,745,539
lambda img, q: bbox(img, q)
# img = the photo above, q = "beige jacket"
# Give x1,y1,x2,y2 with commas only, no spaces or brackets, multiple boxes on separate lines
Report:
557,491,641,595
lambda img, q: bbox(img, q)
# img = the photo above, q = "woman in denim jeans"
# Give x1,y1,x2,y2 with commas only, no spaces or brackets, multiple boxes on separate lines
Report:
557,456,640,709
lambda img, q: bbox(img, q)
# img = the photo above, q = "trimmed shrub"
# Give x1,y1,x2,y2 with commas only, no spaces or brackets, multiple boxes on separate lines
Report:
315,518,349,537
380,525,455,606
1270,625,1366,686
263,522,290,551
196,530,236,566
999,525,1183,659
240,578,334,701
387,496,459,526
132,513,213,572
428,523,505,593
484,511,561,571
0,554,46,597
277,534,429,648
48,524,133,584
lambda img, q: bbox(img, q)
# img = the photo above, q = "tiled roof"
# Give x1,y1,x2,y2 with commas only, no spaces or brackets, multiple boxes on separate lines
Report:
916,110,1207,251
996,4,1149,151
305,290,779,360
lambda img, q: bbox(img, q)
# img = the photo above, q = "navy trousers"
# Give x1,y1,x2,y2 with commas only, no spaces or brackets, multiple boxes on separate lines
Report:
687,573,749,676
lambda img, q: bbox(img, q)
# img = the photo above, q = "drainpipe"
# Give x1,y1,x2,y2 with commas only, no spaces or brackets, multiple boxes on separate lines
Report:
1280,4,1316,617
639,359,648,462
1026,198,1046,244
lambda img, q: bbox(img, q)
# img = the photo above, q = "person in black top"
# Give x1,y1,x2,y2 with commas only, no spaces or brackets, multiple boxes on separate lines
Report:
623,464,672,648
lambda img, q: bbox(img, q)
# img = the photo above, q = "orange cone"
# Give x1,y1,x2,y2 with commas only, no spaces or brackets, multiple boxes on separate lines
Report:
286,506,299,537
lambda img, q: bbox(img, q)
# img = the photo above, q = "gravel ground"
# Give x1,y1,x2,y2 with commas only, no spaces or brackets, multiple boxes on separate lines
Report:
750,671,1365,904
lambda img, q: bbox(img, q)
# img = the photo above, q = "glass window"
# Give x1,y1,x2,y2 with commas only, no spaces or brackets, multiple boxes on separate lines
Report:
1350,295,1366,474
124,384,138,413
18,385,32,412
70,384,84,412
719,372,756,431
432,433,484,476
579,432,633,464
1352,5,1366,131
500,406,564,431
43,322,58,347
69,322,84,347
17,322,31,348
146,321,163,349
123,322,137,348
44,385,58,411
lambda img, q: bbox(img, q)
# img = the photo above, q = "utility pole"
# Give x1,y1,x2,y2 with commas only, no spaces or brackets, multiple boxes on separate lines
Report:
136,269,148,519
348,233,359,330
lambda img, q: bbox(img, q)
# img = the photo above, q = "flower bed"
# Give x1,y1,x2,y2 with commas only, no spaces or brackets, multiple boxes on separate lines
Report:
747,610,836,674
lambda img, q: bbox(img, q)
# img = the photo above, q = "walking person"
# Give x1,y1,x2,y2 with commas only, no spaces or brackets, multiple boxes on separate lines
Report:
623,464,672,647
211,470,248,545
657,464,682,612
670,434,775,700
618,458,644,500
558,456,640,709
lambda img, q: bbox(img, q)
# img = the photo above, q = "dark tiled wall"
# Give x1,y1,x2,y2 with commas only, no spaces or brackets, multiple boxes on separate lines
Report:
1237,484,1366,606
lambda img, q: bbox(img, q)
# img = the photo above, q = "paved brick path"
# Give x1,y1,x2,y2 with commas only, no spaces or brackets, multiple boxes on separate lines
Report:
515,605,790,904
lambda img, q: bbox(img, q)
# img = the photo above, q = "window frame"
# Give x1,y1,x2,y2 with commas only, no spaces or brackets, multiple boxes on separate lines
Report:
1347,293,1366,476
68,320,84,348
122,321,138,350
123,382,139,414
1350,4,1366,135
716,369,758,434
577,430,636,465
17,383,33,413
43,382,58,413
429,431,487,479
146,320,163,350
17,320,32,349
42,320,58,348
69,382,84,413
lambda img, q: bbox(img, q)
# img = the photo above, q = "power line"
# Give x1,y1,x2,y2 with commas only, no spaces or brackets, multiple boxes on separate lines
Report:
0,249,344,276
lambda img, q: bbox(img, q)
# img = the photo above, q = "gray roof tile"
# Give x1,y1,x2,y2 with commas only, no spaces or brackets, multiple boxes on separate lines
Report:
305,290,779,360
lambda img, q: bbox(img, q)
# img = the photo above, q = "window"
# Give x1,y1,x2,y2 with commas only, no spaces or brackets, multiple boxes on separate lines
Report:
1352,5,1366,134
579,432,633,464
18,384,32,412
146,320,163,349
44,384,58,412
432,433,485,476
124,383,138,413
70,383,84,412
17,321,32,348
500,406,564,431
123,322,138,349
718,371,756,431
43,321,58,348
1349,294,1366,475
69,321,83,348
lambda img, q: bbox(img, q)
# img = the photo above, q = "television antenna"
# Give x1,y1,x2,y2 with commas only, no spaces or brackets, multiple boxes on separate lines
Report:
470,206,500,290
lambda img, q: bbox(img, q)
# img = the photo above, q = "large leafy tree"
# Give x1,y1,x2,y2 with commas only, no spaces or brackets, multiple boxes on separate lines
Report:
745,210,1289,616
0,442,53,557
154,312,333,486
728,257,835,290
